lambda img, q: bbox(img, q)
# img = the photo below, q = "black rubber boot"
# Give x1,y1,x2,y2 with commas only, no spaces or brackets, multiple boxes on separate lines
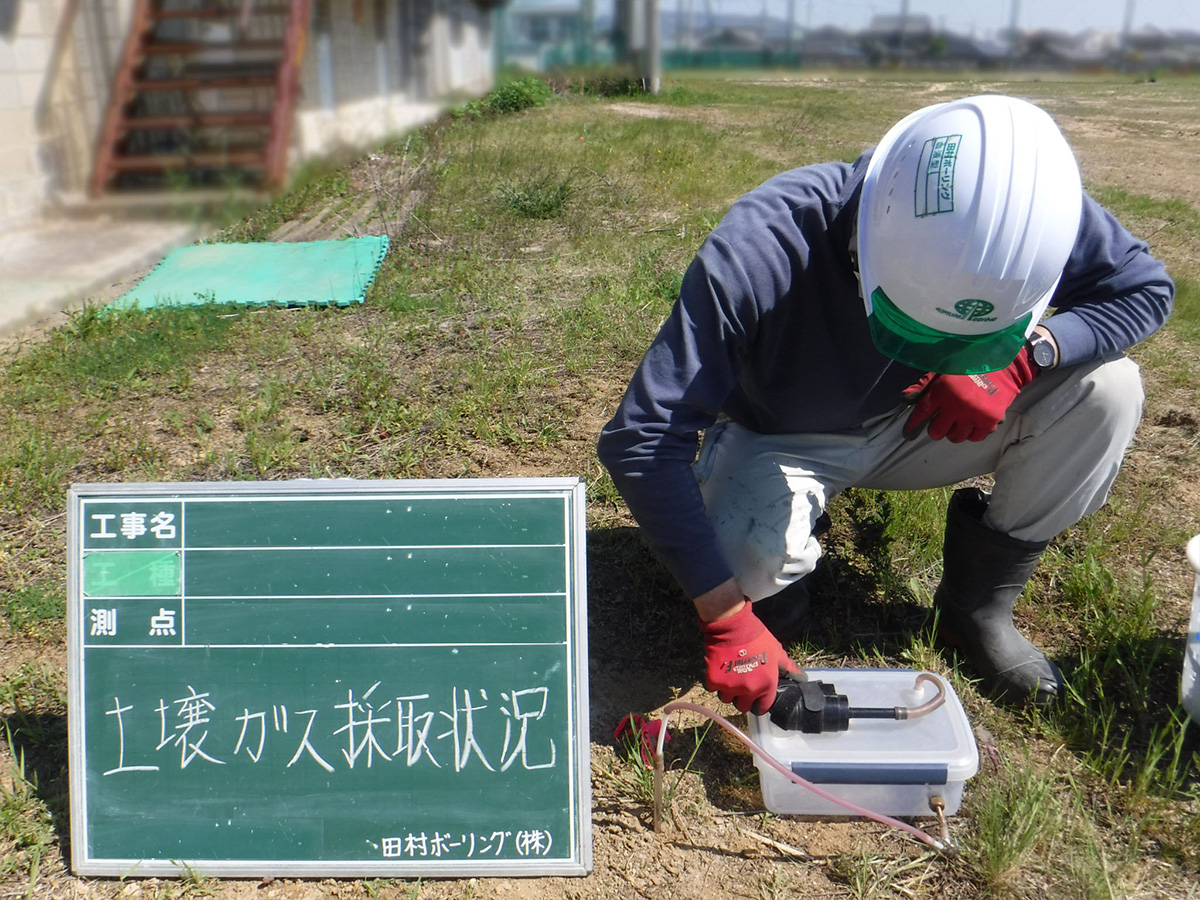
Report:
934,488,1063,707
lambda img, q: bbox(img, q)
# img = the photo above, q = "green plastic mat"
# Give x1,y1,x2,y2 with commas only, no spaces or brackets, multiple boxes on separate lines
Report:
110,236,389,311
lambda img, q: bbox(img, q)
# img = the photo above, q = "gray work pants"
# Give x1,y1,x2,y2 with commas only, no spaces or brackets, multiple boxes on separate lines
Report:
694,355,1144,602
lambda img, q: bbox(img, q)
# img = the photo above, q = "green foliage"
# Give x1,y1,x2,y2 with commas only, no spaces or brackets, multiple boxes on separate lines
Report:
495,172,576,219
456,76,552,118
0,734,55,894
548,66,643,97
608,717,711,809
828,851,936,900
0,583,64,642
1167,275,1200,343
3,304,237,403
878,488,949,577
0,663,67,720
0,666,66,896
487,76,553,113
0,425,80,514
659,84,723,105
1088,186,1200,229
964,758,1061,894
551,247,683,372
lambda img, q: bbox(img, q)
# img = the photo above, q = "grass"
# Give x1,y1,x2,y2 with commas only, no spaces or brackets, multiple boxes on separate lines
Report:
495,172,577,219
963,758,1061,894
0,736,54,898
0,583,63,643
1,70,1200,897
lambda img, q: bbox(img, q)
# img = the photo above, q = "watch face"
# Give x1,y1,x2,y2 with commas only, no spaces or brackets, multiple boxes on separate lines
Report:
1032,338,1056,368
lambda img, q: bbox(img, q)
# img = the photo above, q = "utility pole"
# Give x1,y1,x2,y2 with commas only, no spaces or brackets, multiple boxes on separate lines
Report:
1120,0,1136,68
786,0,796,63
897,0,909,66
641,0,662,95
1006,0,1020,71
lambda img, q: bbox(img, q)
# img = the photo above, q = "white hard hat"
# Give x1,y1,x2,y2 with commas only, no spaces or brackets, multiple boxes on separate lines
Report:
857,94,1083,374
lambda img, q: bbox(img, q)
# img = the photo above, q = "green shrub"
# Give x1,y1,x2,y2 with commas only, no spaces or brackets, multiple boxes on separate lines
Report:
486,76,552,112
457,76,552,118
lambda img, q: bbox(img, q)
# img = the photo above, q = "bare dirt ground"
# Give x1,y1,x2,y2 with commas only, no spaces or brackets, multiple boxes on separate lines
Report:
3,76,1200,900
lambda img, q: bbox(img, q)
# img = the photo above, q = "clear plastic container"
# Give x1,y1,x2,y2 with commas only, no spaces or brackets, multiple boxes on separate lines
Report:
748,669,978,817
1182,536,1200,723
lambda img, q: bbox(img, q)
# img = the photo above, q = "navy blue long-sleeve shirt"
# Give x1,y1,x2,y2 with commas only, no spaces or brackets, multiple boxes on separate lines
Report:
597,152,1175,599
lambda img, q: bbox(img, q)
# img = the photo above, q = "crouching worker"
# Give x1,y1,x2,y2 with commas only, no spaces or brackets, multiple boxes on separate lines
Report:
597,95,1174,713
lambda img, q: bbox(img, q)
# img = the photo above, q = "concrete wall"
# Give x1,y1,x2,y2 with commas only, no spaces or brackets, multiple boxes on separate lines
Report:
0,1,136,228
293,0,494,162
0,1,57,227
0,1,127,228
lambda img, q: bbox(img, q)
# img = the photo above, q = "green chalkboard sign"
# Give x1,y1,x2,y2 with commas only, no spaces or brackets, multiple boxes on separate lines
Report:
67,478,591,877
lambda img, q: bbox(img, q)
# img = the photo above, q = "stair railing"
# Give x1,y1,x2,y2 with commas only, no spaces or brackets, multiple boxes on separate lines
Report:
88,0,156,197
264,0,312,190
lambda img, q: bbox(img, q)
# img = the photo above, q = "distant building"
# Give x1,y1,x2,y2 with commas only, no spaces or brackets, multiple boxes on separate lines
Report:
505,0,591,70
862,12,932,62
794,26,864,68
1019,28,1117,68
1122,26,1200,69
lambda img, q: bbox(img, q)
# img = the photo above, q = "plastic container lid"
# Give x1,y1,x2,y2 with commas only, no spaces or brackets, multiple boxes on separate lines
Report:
749,669,979,784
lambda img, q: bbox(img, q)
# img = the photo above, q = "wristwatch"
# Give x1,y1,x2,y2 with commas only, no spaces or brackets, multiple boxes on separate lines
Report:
1026,332,1058,370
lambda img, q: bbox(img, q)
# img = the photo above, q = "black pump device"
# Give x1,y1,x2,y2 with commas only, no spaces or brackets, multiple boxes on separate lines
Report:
768,672,934,734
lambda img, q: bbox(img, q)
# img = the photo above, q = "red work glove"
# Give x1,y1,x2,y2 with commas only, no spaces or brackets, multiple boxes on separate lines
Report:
699,603,801,715
614,713,670,766
903,346,1037,443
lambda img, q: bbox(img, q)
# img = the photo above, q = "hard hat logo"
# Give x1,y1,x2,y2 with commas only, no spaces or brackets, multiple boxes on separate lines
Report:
915,134,962,217
857,94,1083,375
937,299,998,324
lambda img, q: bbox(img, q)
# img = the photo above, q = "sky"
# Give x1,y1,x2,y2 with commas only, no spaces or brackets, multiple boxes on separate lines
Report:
791,0,1194,36
594,0,1198,38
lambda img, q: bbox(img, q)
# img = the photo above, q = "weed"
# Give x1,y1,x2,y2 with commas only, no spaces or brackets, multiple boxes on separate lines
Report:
363,878,398,898
176,861,216,895
608,718,712,811
829,850,936,900
757,866,799,899
456,76,552,118
964,758,1060,893
0,426,80,514
0,663,67,719
0,583,64,642
496,173,577,219
3,305,236,403
546,66,642,97
0,729,55,898
1168,276,1200,344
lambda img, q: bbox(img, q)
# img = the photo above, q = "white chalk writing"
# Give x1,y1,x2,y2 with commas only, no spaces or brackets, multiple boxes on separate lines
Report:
102,683,558,777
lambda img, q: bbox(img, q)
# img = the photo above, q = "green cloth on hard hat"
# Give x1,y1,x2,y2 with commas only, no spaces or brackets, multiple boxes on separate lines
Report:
867,287,1032,375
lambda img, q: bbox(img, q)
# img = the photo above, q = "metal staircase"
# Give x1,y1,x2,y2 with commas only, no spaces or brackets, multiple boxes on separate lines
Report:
89,0,312,198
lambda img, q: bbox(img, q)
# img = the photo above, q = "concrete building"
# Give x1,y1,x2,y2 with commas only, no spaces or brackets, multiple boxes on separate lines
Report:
0,0,498,232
